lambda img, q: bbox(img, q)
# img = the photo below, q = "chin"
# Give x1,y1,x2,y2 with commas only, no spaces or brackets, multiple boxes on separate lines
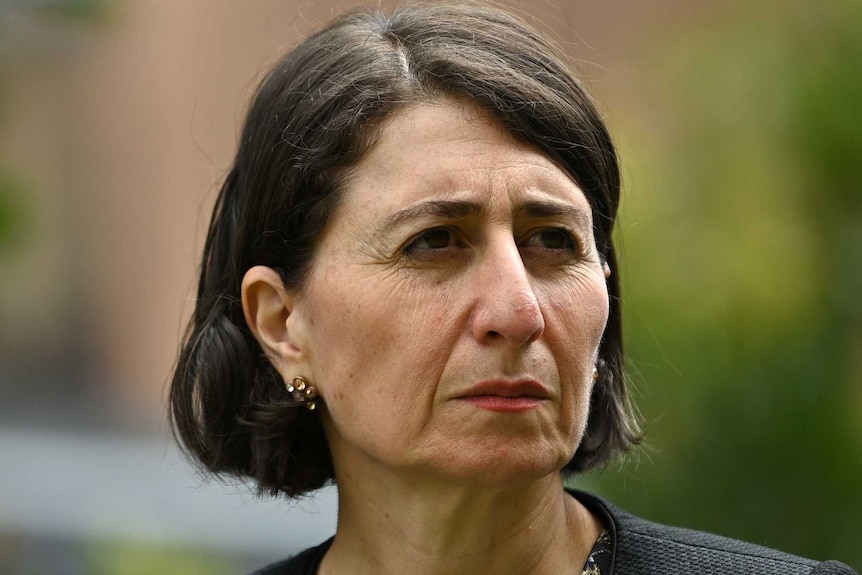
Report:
423,446,573,488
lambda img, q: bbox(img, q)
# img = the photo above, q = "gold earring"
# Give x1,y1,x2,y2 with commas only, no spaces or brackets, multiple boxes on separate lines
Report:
287,376,318,411
592,367,599,383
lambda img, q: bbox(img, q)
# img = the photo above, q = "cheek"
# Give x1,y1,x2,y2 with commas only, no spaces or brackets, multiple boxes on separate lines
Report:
302,266,458,416
544,275,610,352
542,276,609,423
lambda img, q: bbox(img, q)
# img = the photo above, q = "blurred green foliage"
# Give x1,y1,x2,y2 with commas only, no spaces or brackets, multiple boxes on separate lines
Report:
0,170,29,255
85,539,237,575
15,0,109,21
0,74,23,254
589,0,862,569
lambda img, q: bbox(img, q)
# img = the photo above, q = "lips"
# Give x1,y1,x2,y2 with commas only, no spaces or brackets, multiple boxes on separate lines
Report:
457,379,550,412
462,379,549,398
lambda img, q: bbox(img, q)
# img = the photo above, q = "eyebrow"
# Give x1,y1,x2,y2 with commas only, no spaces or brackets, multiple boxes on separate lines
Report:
382,200,483,231
515,200,593,230
382,199,592,232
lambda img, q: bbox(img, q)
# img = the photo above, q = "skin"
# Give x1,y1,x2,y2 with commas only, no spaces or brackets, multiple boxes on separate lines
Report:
242,99,612,574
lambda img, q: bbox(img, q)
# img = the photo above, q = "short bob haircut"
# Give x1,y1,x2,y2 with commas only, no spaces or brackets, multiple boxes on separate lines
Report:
170,1,641,498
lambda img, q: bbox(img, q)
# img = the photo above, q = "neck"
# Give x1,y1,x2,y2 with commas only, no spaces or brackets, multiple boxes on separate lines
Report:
319,470,601,575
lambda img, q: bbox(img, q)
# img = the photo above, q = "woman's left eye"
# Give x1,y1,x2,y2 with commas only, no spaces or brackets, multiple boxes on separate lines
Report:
523,228,578,251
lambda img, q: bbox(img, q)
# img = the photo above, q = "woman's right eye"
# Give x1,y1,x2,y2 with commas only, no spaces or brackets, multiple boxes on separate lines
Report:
404,227,460,254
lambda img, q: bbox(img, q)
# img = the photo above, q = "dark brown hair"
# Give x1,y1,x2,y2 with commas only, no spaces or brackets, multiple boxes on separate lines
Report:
170,1,640,498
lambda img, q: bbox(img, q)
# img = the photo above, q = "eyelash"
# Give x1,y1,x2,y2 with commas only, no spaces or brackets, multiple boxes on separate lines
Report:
403,227,464,255
523,228,579,252
403,226,584,259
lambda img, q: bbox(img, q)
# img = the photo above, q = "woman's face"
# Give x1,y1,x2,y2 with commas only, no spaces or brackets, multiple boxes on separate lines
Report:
288,100,610,486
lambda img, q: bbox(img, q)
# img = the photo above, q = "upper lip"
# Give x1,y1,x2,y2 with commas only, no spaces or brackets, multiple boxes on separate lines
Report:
459,379,550,398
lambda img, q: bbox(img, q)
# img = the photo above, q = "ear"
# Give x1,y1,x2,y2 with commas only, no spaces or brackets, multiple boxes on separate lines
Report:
603,261,612,279
241,266,305,370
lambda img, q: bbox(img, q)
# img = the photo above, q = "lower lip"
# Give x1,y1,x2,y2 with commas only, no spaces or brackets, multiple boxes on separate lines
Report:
462,396,546,412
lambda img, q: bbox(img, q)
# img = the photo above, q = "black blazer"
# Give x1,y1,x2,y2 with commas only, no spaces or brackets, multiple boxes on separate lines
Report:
251,490,857,574
576,491,857,575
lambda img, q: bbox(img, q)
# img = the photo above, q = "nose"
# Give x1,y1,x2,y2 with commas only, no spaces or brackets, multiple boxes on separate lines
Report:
471,236,545,347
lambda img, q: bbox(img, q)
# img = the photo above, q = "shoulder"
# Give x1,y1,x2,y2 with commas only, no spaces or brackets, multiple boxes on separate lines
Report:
570,490,857,575
246,538,333,575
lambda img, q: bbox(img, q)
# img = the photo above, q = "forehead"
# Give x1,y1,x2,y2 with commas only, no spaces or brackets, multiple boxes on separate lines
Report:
340,100,590,214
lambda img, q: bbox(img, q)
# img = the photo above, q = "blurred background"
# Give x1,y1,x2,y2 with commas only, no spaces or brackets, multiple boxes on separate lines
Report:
0,0,859,573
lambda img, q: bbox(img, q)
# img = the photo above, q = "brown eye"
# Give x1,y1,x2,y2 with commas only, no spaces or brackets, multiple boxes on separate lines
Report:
526,229,576,251
405,227,460,254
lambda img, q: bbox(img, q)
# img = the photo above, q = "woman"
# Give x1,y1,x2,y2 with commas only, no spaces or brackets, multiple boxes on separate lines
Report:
170,3,856,574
